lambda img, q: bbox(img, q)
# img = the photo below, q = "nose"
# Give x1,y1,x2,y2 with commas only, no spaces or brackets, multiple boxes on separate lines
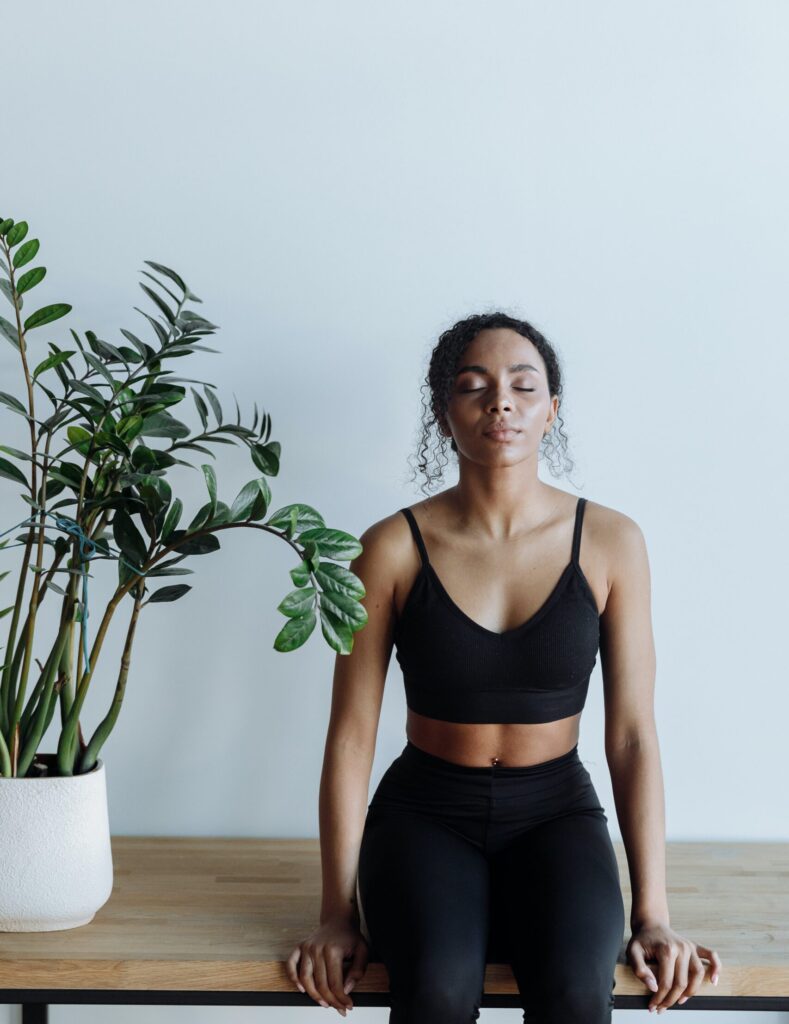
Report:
486,388,513,414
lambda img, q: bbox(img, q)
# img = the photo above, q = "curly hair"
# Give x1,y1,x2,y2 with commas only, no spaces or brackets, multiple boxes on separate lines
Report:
406,311,577,495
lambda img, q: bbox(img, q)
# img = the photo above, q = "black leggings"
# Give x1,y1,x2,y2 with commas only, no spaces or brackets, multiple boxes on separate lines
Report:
357,740,625,1024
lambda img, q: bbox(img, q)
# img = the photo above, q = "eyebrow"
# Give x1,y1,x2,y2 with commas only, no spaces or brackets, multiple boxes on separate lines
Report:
455,363,540,376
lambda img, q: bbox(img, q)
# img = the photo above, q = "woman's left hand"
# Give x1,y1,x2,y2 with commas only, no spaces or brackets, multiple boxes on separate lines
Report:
626,920,722,1013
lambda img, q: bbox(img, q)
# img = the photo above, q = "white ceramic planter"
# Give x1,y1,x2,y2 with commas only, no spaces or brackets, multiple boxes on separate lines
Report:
0,754,114,931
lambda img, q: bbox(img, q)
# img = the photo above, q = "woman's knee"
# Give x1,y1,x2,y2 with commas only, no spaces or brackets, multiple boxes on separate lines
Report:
390,976,483,1024
386,947,486,1023
520,969,617,1024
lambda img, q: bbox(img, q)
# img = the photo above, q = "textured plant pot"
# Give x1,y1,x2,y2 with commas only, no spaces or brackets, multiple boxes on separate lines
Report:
0,754,114,931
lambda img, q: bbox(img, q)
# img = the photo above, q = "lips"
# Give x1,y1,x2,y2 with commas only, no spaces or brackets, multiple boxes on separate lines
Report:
484,428,520,440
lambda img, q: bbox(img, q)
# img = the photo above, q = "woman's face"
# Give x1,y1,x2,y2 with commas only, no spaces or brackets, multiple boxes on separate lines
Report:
439,327,558,465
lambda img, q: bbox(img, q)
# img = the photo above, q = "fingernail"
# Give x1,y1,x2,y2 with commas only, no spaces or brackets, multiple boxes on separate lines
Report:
319,1000,328,1007
648,979,658,991
712,975,718,985
678,996,688,1004
297,984,305,993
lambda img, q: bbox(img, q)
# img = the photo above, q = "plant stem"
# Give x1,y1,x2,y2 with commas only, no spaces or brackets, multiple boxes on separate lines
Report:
56,585,126,774
78,590,143,773
1,240,48,766
16,616,73,776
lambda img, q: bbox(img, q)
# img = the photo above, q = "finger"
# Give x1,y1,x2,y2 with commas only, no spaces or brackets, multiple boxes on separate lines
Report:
649,945,678,1011
286,948,306,994
326,949,353,1011
313,950,345,1012
695,944,723,985
300,952,330,1009
677,952,706,1005
657,945,690,1011
344,940,369,995
628,941,659,994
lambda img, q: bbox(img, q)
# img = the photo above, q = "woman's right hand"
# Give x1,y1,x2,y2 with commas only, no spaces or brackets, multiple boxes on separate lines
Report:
286,917,369,1016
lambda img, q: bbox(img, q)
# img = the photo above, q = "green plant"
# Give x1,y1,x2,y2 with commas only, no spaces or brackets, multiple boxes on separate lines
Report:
0,213,367,779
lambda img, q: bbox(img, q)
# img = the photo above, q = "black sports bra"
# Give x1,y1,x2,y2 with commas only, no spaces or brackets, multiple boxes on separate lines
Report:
393,497,600,724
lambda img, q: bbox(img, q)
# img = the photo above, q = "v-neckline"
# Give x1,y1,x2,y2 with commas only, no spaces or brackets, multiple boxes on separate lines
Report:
424,560,578,639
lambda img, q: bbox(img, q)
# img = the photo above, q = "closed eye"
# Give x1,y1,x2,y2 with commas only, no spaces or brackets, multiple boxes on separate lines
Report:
459,387,536,393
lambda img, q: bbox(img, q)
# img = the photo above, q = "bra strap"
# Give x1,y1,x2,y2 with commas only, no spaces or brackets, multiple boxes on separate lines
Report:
400,508,430,567
571,497,587,565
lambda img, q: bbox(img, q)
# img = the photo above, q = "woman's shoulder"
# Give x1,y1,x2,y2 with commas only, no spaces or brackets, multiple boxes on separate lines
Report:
581,494,646,548
579,496,651,612
352,505,426,566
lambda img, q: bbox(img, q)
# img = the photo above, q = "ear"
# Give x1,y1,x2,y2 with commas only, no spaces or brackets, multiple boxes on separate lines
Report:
544,396,559,434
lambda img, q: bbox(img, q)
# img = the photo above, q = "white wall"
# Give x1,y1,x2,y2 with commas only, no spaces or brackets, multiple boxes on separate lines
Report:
1,0,786,1021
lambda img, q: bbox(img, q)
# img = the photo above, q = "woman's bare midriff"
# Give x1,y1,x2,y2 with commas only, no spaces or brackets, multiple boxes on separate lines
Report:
405,709,582,768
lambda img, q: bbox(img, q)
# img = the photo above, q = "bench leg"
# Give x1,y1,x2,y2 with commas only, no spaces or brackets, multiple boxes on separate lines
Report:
22,1004,48,1024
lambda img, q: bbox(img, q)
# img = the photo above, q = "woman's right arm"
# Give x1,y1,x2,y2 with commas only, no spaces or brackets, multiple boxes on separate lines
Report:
286,516,401,1015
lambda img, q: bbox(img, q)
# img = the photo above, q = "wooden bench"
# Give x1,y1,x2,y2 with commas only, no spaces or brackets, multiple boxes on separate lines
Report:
0,837,786,1020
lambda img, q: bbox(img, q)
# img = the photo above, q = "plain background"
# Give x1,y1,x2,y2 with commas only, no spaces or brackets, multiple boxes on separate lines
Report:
1,1,787,1021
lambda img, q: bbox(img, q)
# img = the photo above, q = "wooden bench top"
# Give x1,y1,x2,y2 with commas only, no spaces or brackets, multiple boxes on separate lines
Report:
0,836,787,1011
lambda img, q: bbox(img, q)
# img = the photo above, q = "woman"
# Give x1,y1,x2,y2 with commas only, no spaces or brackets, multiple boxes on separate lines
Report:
287,313,721,1021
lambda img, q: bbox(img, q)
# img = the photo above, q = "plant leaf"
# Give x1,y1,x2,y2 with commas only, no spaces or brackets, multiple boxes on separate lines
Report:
273,609,316,652
0,391,27,415
142,260,194,298
139,282,176,325
277,586,316,618
251,441,280,476
66,425,92,455
203,385,222,425
0,314,20,350
319,605,355,654
190,387,208,429
226,479,272,523
0,444,31,461
138,410,190,439
12,238,39,269
0,278,19,307
112,510,148,571
146,583,192,603
161,497,183,542
169,531,221,556
133,306,170,346
314,561,366,600
24,303,72,331
6,221,28,246
0,456,28,485
16,266,46,295
67,379,106,403
297,527,364,561
140,270,181,307
202,464,217,519
117,414,144,444
81,350,117,388
119,328,152,358
33,350,76,379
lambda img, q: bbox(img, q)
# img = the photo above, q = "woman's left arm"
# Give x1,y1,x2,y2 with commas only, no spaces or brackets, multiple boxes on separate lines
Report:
597,509,722,1014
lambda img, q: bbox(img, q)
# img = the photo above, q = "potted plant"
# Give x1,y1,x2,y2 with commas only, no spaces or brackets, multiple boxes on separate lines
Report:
0,211,367,931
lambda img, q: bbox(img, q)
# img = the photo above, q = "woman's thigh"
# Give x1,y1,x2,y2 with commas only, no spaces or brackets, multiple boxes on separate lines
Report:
492,808,626,1023
358,808,490,1008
